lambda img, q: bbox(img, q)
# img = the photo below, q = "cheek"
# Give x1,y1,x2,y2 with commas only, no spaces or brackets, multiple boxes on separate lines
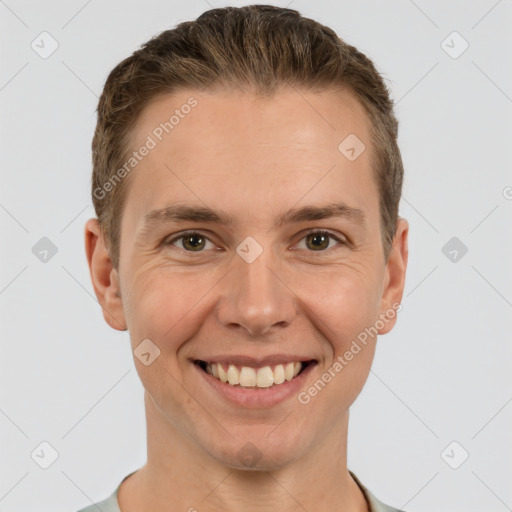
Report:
297,272,379,418
296,264,381,350
124,257,382,346
123,267,214,353
311,270,380,403
122,270,211,419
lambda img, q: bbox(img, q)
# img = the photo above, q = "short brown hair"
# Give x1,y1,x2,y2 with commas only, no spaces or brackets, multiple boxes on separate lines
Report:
91,4,403,269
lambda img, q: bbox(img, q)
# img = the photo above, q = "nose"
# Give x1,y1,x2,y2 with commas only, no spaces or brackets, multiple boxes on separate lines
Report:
216,245,296,337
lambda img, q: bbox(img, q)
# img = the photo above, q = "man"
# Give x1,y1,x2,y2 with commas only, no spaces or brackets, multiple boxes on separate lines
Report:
81,5,408,511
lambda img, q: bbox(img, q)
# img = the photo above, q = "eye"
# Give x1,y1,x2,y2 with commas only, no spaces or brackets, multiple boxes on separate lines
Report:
163,229,346,254
295,229,346,252
165,231,216,252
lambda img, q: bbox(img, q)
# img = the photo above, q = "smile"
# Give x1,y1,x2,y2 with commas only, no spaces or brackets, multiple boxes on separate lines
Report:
195,360,312,388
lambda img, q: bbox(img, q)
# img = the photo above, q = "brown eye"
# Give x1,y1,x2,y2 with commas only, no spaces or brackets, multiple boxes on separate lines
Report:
166,231,214,252
181,233,206,251
305,232,330,251
297,229,345,252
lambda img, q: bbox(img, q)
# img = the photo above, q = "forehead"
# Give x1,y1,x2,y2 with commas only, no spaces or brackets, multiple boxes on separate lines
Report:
122,86,377,228
130,86,371,157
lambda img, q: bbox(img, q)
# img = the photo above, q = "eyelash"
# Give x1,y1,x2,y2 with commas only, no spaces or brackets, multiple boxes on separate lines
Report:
163,228,347,254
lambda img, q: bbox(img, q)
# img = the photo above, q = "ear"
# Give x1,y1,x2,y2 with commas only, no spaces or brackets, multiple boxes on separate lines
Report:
84,218,127,331
377,217,409,335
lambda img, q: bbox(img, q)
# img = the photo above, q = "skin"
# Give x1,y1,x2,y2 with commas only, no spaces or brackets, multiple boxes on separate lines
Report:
85,86,408,512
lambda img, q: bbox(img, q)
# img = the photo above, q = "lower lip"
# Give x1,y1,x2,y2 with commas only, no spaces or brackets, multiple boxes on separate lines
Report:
193,361,317,408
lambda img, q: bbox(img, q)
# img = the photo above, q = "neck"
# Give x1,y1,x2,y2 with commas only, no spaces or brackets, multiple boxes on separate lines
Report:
118,392,368,512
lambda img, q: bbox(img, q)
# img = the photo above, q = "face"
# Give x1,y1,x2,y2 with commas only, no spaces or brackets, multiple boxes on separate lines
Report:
86,86,408,471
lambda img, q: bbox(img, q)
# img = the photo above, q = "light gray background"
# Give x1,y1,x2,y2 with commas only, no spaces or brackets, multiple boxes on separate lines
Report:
1,1,511,511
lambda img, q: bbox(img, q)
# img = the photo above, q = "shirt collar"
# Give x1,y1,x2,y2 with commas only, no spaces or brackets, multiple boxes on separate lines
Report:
349,470,403,512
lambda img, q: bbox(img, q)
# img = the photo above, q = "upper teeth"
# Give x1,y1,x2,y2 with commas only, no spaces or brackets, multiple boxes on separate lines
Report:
205,362,302,388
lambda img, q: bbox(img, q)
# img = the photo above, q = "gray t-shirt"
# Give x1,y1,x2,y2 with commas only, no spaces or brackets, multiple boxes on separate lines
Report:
76,470,404,512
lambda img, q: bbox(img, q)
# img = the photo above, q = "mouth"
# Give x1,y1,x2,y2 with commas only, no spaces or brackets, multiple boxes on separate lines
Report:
194,359,315,389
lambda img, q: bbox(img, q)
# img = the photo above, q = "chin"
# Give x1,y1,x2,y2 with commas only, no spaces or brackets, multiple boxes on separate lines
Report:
206,431,306,472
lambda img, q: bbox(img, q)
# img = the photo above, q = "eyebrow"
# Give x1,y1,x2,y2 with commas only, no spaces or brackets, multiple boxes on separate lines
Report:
141,201,366,232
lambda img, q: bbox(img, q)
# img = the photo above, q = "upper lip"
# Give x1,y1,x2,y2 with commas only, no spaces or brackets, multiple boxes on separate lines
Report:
194,354,317,367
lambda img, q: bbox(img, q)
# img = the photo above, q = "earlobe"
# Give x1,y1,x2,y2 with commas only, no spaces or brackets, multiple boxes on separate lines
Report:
377,217,409,335
84,218,127,331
